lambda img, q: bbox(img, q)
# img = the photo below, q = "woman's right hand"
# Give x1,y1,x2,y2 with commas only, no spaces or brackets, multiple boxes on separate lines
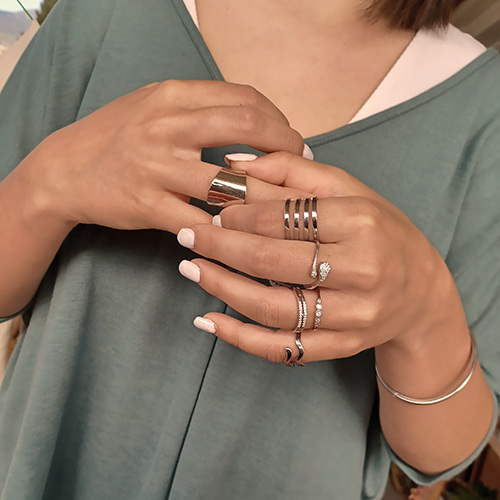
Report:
24,80,305,233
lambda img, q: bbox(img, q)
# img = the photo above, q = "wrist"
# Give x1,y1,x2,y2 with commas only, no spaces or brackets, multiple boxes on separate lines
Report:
387,250,465,352
375,291,472,400
14,137,77,234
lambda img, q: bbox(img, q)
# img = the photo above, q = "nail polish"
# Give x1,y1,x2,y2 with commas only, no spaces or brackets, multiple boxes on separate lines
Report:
224,153,258,165
194,316,217,334
212,215,222,227
177,228,195,249
302,144,314,160
178,260,201,283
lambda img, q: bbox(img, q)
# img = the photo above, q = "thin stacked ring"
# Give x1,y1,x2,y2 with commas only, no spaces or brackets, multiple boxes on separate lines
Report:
282,197,331,366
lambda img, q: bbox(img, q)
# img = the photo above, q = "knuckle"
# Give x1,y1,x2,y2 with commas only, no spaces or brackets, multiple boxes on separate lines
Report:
270,150,296,164
356,260,383,291
361,204,382,230
265,341,287,364
232,328,244,353
283,128,304,155
345,335,366,357
356,299,382,329
235,106,264,134
158,79,183,99
141,116,163,140
248,243,280,277
254,296,280,328
254,208,275,235
349,198,382,232
140,81,160,91
236,84,262,107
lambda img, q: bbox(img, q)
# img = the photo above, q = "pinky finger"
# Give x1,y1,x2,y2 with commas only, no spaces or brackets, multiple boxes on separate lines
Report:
192,313,360,363
194,313,291,363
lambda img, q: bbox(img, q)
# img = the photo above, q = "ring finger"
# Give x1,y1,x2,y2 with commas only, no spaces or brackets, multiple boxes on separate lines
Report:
180,258,372,333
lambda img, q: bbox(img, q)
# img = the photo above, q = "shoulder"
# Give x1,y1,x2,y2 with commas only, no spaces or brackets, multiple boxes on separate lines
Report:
36,0,117,44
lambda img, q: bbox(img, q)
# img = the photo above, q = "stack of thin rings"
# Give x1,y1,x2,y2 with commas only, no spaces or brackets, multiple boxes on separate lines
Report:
282,197,331,367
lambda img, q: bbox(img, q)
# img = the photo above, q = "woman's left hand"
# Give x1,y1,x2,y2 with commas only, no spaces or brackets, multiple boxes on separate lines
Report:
177,152,465,363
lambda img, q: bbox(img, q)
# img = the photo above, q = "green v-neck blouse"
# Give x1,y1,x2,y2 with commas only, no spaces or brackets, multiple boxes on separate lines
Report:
0,1,499,499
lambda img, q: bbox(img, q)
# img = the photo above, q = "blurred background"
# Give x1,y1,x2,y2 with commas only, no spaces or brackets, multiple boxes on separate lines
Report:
0,0,53,51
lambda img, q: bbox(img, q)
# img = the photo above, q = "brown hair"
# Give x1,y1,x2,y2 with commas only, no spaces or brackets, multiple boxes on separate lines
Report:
365,0,460,31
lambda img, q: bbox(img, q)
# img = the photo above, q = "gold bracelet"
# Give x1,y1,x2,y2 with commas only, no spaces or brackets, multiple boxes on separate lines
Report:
375,330,478,405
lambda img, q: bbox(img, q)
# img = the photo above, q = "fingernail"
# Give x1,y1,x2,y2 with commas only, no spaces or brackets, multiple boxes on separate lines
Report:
302,144,314,160
194,316,217,334
212,215,222,227
177,228,195,249
224,153,258,165
179,260,200,283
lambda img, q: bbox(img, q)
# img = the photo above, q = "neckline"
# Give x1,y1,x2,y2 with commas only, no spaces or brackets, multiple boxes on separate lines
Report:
171,0,499,146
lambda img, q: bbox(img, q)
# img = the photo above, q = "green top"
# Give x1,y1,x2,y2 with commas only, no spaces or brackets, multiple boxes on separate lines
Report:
0,1,499,499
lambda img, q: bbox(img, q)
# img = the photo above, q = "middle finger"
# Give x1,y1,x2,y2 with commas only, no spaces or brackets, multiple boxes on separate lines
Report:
178,224,360,291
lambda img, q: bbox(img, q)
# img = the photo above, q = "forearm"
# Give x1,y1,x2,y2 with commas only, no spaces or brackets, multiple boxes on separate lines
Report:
0,146,75,318
376,307,495,475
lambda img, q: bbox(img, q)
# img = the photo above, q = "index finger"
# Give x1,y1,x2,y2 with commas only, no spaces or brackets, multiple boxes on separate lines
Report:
217,197,370,241
143,80,292,126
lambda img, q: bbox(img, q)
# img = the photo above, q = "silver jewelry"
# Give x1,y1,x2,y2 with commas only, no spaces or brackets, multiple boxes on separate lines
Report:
310,241,320,279
306,261,331,290
311,197,318,241
284,287,307,367
284,347,294,366
303,198,311,241
293,199,301,241
313,288,322,331
207,168,247,207
284,199,291,240
283,197,319,242
375,330,478,405
293,287,308,333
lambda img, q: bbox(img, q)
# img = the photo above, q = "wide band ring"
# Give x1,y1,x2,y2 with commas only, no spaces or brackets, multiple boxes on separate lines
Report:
207,168,247,207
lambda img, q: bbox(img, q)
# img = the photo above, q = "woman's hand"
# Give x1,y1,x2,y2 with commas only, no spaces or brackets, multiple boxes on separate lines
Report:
177,152,467,362
178,152,495,478
20,81,306,233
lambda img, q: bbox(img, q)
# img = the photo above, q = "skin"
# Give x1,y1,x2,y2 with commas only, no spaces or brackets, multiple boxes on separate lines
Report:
197,0,416,136
178,152,494,474
184,0,495,473
0,80,305,317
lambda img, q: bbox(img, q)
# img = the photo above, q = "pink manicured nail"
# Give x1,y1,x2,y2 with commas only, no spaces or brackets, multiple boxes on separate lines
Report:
177,228,195,249
178,260,200,283
302,144,314,160
224,153,258,165
212,215,222,227
194,316,217,334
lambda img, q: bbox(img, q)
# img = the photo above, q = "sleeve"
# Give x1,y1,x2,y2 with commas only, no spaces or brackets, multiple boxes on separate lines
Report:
0,0,116,184
388,114,500,485
0,0,116,321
